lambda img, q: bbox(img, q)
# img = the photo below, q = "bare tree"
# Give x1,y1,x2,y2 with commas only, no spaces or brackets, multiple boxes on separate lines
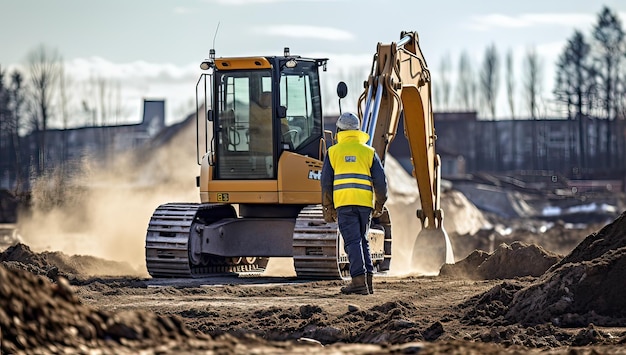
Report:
523,47,542,119
470,73,479,112
82,74,109,127
479,44,500,170
96,76,111,158
455,51,473,111
433,71,443,110
59,61,72,172
0,67,11,181
505,50,517,169
345,67,366,109
480,44,500,119
0,66,28,193
523,47,542,169
97,76,110,126
27,44,62,174
10,70,27,193
554,30,592,170
591,6,625,168
114,81,122,125
555,31,592,118
439,55,452,110
505,50,515,119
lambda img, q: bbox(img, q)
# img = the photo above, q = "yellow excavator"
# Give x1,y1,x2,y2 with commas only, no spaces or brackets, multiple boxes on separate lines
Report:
145,31,453,278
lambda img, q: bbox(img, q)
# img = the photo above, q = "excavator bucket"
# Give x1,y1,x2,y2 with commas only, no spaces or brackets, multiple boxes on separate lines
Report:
411,226,454,275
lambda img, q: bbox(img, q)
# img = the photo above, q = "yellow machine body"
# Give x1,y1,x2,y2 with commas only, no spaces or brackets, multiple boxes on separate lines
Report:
200,151,324,204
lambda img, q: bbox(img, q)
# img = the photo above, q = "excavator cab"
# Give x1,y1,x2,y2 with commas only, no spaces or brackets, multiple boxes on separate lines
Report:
193,54,332,210
199,55,327,181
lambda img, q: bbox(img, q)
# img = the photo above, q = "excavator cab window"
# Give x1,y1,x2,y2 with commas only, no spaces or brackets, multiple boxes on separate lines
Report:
214,70,276,180
279,61,323,156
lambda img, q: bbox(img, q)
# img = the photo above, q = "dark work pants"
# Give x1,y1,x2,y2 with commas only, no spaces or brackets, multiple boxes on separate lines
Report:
337,205,374,278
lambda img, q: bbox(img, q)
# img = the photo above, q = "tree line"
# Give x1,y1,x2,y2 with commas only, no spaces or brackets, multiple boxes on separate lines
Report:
2,5,625,194
0,45,124,193
433,6,626,173
555,6,625,171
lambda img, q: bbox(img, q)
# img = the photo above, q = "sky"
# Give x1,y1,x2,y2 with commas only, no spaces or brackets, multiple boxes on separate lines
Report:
2,0,626,126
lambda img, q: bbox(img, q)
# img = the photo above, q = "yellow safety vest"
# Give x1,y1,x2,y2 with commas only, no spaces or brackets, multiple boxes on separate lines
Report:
328,130,375,208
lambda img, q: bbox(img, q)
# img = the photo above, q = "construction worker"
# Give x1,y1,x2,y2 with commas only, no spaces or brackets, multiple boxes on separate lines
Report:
249,91,292,154
321,112,388,295
249,91,274,154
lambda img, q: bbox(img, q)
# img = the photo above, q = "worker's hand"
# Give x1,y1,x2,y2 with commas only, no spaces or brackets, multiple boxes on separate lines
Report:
372,202,384,218
323,205,337,223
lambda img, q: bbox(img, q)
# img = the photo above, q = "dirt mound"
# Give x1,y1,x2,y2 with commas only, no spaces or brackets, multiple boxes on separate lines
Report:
460,281,527,326
3,263,368,354
554,211,626,266
0,243,141,280
505,211,626,326
504,220,603,256
0,263,197,353
450,219,602,262
461,211,626,328
440,241,560,280
0,243,48,267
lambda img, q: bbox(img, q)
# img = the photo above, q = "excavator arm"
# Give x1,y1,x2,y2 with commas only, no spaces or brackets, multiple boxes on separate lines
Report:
357,31,453,272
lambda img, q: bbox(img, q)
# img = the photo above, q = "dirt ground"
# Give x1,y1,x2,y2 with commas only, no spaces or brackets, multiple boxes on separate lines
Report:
2,121,625,354
2,210,626,354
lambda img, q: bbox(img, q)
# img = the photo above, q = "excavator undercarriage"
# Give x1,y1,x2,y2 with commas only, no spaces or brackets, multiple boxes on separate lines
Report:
146,203,388,278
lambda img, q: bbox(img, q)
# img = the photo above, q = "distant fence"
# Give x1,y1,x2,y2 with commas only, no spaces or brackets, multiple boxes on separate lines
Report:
568,180,624,193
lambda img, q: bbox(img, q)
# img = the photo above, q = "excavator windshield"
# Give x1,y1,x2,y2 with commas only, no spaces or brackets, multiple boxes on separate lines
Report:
278,62,324,152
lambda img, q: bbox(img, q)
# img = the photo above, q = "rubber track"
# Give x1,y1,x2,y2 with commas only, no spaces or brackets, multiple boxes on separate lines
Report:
292,205,343,280
145,203,266,278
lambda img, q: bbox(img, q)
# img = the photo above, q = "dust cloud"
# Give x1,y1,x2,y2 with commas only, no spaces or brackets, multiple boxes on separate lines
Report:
384,156,489,276
18,117,200,273
264,257,297,276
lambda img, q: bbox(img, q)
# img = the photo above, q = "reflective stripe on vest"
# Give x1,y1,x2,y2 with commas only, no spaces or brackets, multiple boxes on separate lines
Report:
328,133,375,208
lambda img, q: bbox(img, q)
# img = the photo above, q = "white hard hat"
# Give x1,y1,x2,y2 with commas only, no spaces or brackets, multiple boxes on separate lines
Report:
336,112,360,131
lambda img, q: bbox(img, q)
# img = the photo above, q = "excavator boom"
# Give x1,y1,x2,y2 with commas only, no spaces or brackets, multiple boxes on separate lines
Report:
358,31,453,272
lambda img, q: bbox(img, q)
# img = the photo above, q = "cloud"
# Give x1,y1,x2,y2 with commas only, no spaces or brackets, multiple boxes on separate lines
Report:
62,57,199,125
69,57,197,82
254,25,354,41
207,0,338,4
173,7,192,14
211,0,286,3
467,13,595,31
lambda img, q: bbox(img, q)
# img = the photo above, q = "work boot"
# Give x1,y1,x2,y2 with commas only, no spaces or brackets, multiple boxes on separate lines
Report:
340,274,369,295
366,272,374,294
